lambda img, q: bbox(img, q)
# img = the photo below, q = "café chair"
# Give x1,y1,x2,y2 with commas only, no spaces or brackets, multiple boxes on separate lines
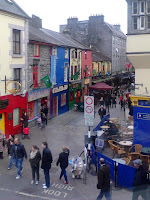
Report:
128,153,140,161
140,154,149,164
122,157,130,165
114,145,126,158
128,144,143,154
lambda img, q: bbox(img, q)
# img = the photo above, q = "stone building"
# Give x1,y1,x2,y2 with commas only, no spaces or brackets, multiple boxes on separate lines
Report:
60,15,127,73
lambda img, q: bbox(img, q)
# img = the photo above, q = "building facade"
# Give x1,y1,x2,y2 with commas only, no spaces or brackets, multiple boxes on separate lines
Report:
0,0,29,137
60,15,126,73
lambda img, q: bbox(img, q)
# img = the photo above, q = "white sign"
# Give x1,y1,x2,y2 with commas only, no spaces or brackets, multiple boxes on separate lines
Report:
84,96,94,126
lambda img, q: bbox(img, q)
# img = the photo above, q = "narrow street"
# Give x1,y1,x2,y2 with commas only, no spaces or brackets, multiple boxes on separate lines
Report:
0,102,133,200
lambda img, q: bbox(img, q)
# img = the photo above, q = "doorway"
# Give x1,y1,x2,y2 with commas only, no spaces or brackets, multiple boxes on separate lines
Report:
0,113,5,134
53,97,58,118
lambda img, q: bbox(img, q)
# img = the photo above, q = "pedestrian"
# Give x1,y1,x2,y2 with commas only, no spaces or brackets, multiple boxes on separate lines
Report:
41,107,46,129
98,105,106,120
96,158,112,200
104,97,109,113
0,129,6,159
132,159,149,200
43,104,48,125
29,145,41,185
56,146,69,184
112,95,117,108
37,115,42,128
7,134,15,169
99,97,104,106
41,142,53,189
21,112,28,128
10,138,27,179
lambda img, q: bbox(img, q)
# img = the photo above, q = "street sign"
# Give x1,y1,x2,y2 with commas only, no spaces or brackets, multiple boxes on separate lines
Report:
84,96,94,126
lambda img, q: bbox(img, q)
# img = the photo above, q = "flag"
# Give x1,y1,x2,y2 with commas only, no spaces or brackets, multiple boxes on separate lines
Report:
41,75,52,88
71,71,80,80
84,67,89,73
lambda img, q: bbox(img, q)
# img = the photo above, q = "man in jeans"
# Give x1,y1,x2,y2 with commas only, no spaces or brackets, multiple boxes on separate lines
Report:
41,142,53,189
96,158,112,200
10,138,27,179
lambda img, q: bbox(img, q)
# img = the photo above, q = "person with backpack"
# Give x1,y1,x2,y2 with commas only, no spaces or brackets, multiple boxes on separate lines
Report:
56,146,69,184
132,159,149,200
98,105,106,120
29,145,41,185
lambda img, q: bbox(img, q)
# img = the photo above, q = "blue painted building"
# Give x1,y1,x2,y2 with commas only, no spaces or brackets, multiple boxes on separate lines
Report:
50,46,70,118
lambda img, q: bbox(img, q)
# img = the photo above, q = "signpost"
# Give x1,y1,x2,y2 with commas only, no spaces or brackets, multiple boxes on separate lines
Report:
84,96,94,150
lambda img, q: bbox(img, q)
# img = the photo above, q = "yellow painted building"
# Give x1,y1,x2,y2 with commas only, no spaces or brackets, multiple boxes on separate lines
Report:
92,61,111,75
0,1,29,96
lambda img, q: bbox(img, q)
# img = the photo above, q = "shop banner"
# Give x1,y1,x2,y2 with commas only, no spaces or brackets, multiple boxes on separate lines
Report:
28,88,50,102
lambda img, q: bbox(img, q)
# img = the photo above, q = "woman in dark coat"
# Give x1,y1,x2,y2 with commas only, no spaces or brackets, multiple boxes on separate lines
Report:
29,145,41,185
22,112,28,128
56,146,69,184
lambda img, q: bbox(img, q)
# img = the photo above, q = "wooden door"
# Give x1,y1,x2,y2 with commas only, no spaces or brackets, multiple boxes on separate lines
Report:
0,113,5,134
53,97,58,117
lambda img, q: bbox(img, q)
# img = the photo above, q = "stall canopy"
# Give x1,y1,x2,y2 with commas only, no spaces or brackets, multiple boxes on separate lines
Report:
89,83,113,90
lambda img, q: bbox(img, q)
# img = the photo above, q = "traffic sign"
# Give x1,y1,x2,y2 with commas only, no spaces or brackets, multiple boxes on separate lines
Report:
84,96,94,126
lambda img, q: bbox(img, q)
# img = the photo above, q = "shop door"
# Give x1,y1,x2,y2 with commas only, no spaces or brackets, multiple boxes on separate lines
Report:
53,97,58,118
0,113,5,134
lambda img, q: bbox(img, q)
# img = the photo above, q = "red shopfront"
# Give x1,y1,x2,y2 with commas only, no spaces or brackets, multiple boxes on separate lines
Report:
0,94,27,138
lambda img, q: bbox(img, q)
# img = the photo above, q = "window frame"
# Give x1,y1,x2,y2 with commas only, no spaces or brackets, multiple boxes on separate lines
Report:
133,16,138,30
65,48,69,59
140,16,145,30
28,101,36,120
14,68,21,90
61,93,66,107
34,44,40,57
147,1,150,14
85,51,87,59
147,16,150,29
140,1,145,14
13,29,21,55
132,1,138,15
13,108,20,127
64,63,69,82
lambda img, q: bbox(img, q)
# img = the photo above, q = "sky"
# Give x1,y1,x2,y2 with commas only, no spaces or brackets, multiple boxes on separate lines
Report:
15,0,127,34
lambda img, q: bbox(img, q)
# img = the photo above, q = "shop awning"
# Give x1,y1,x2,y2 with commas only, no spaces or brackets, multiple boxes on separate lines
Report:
92,76,115,83
89,82,113,90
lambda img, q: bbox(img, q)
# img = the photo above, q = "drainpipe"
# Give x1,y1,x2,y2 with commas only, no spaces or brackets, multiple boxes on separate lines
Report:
25,19,29,92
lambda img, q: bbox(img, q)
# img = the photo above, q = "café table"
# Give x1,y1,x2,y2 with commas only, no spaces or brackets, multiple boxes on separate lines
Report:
128,126,134,130
119,141,133,146
141,147,150,155
100,125,109,130
113,158,126,165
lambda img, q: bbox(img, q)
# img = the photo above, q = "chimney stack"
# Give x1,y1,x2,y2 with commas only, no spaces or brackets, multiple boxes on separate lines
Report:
31,15,42,29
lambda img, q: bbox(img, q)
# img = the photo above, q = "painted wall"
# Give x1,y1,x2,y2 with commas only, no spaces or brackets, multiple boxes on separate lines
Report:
82,50,92,78
0,94,27,138
92,61,111,75
0,11,28,96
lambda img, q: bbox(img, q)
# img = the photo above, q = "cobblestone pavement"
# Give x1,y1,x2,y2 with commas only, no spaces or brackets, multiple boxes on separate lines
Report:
0,100,134,200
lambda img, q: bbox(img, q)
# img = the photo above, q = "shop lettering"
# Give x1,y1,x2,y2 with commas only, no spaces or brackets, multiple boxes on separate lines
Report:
137,113,150,120
0,99,9,110
51,183,74,190
42,189,68,198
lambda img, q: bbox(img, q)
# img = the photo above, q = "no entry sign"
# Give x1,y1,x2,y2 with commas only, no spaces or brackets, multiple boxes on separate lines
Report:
84,96,94,126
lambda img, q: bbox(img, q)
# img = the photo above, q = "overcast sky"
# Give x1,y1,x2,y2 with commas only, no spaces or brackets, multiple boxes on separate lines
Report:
15,0,127,34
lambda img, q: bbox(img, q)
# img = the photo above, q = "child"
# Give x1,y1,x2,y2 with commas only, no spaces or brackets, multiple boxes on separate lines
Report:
37,116,41,128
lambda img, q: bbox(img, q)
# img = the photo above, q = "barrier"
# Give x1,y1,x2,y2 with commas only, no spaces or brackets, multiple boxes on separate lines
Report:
97,152,115,181
94,114,110,132
91,144,96,167
117,163,136,189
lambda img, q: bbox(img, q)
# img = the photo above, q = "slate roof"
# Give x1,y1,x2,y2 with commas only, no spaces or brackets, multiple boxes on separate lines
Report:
92,51,111,62
105,22,126,39
0,0,29,18
41,28,90,50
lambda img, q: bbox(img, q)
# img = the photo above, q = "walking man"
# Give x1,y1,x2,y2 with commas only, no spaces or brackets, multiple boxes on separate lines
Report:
132,159,149,200
56,146,69,184
7,134,15,170
96,158,112,200
41,142,53,189
11,138,27,179
98,105,106,120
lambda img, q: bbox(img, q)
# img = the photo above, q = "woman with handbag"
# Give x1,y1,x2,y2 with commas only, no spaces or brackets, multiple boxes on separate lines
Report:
29,145,41,185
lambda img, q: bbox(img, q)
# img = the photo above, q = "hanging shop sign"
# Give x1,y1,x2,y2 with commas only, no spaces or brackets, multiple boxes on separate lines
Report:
6,81,22,94
28,88,50,102
53,85,68,94
84,78,90,85
0,99,9,110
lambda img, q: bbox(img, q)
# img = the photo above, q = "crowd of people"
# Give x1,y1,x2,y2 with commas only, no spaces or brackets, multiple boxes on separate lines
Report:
0,133,69,189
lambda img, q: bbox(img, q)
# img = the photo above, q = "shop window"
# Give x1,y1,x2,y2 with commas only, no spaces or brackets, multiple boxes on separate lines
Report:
85,51,87,59
13,29,20,54
28,101,35,120
70,91,73,102
34,44,40,57
14,68,21,90
61,93,66,106
13,108,20,127
65,48,68,58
